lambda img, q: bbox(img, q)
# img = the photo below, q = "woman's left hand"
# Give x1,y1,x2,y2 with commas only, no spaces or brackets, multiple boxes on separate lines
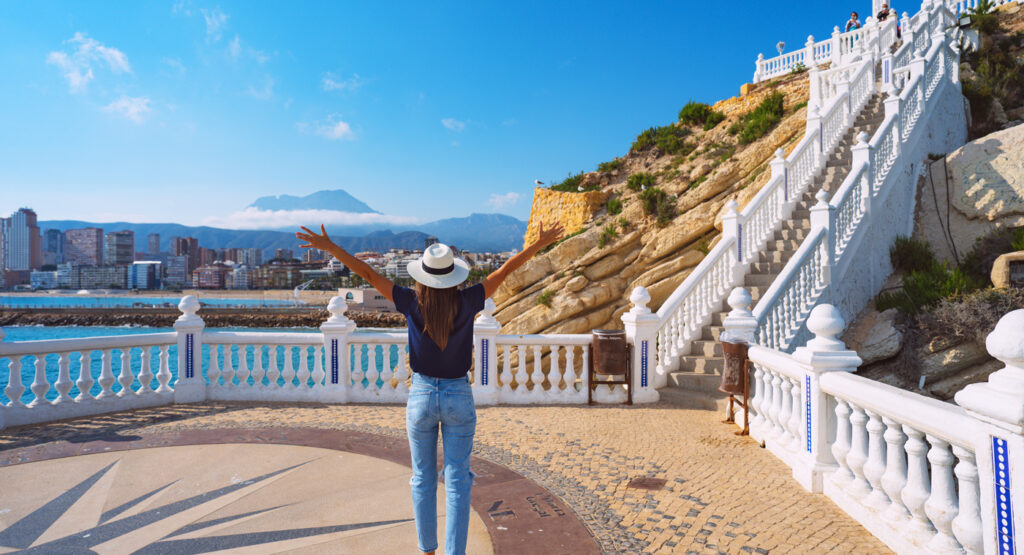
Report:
296,224,335,251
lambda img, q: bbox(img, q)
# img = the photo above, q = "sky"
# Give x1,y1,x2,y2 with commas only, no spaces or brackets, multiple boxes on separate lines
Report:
0,1,861,229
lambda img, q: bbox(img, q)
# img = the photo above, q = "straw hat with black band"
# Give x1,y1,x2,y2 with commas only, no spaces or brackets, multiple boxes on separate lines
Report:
406,243,470,289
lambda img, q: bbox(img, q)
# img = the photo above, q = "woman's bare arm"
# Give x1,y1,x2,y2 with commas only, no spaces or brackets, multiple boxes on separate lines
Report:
296,225,396,302
482,222,564,299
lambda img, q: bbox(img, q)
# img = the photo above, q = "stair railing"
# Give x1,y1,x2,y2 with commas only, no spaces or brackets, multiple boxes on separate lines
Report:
751,9,957,351
653,56,875,381
754,17,899,83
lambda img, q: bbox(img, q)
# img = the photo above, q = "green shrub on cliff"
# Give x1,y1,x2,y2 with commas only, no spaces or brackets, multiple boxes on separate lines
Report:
729,91,785,144
626,172,655,191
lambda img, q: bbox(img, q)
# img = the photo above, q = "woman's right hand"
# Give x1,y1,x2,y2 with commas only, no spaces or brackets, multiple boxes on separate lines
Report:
296,224,336,252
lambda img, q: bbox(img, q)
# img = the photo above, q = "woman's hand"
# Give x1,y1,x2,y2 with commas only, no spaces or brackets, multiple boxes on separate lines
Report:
296,224,336,251
535,222,565,250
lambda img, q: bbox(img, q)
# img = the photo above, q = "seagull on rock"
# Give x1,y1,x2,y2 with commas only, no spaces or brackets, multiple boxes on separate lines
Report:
534,179,544,185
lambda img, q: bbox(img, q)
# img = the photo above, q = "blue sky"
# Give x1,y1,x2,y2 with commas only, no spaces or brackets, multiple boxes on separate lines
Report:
0,1,857,228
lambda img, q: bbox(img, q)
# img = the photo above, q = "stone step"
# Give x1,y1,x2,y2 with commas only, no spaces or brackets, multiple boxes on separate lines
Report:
701,325,725,341
656,387,729,411
826,158,852,168
749,260,788,274
774,228,808,241
759,249,796,263
710,311,729,326
691,340,724,358
671,361,724,382
744,272,777,287
780,219,811,231
765,239,801,251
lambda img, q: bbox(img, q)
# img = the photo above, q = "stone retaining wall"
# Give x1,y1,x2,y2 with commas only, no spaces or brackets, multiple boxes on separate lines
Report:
0,308,406,328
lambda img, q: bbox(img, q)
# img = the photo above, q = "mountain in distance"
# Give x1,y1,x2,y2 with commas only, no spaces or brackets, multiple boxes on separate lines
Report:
401,213,526,252
250,190,380,214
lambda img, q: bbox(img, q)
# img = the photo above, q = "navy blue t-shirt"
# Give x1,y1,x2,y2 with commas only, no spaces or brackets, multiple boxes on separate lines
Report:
392,283,486,379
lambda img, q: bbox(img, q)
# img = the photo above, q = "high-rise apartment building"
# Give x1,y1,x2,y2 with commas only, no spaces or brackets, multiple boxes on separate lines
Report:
147,233,160,255
65,227,104,266
0,208,43,272
104,230,135,265
165,255,189,287
43,229,65,265
241,248,264,267
170,236,200,276
274,248,294,261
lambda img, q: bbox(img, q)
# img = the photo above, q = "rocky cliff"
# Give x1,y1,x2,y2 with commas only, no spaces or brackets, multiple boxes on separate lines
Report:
496,73,811,334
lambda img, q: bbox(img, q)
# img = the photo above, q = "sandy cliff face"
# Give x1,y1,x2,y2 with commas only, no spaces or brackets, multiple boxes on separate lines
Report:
494,73,811,334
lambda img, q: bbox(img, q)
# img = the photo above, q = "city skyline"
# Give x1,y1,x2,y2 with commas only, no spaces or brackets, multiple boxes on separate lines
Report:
2,1,855,227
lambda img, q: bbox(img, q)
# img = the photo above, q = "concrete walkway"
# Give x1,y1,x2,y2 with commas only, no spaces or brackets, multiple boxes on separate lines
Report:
0,399,889,554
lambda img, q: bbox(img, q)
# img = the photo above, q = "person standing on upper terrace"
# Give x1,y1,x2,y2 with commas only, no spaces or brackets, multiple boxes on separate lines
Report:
876,2,895,21
296,222,564,555
845,11,862,31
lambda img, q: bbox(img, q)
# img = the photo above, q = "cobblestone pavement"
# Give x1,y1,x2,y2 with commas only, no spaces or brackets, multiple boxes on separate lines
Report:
0,400,889,554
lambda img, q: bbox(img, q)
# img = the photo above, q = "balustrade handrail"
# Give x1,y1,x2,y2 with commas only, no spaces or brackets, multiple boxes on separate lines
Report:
820,371,980,449
0,332,177,356
656,236,735,321
747,345,805,381
348,332,408,343
494,333,592,345
203,331,324,345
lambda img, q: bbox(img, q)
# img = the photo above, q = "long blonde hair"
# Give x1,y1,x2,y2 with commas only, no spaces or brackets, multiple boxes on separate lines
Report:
414,282,459,350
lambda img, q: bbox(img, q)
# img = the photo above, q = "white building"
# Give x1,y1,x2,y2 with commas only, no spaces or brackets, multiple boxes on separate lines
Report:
29,270,58,289
230,265,258,289
130,261,162,289
337,287,396,312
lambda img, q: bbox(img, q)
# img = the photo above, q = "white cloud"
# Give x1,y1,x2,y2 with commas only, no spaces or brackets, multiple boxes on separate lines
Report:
201,7,228,41
246,75,275,99
297,114,357,141
322,72,364,92
487,192,521,210
165,57,186,73
501,118,517,126
204,207,418,229
47,32,130,93
441,118,465,132
228,35,242,59
103,96,151,123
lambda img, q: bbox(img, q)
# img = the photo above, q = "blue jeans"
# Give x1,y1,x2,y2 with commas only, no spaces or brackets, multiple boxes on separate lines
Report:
406,372,477,554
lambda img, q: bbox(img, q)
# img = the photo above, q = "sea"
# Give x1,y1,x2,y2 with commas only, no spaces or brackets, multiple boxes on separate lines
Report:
0,324,407,405
1,295,308,309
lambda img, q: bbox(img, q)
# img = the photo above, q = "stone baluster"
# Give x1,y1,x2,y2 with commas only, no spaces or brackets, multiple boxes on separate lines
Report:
881,417,911,522
267,345,281,386
380,345,396,392
297,345,311,388
321,295,355,402
393,346,409,396
138,347,153,393
768,372,783,438
549,345,563,397
156,345,172,393
847,405,872,498
97,349,115,400
5,354,25,409
515,345,528,398
252,345,266,386
788,376,803,448
955,309,1023,555
117,348,133,396
75,351,94,401
208,344,221,387
54,352,73,403
778,377,794,448
751,363,766,437
499,344,513,398
530,344,544,400
580,344,590,402
309,346,325,389
951,446,984,554
902,426,937,539
925,436,962,552
622,286,660,403
173,295,206,403
473,299,500,405
28,354,50,407
222,345,237,386
351,344,364,392
281,345,295,387
863,411,891,509
566,345,581,401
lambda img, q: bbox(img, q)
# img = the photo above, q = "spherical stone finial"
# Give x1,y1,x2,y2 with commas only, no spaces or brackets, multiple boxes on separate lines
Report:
481,298,496,317
807,304,846,346
815,189,830,205
725,199,739,214
806,35,815,46
833,25,842,36
986,309,1024,374
178,295,200,316
856,131,870,144
727,287,753,313
475,297,500,326
327,295,347,318
629,286,651,314
774,147,786,160
809,105,821,119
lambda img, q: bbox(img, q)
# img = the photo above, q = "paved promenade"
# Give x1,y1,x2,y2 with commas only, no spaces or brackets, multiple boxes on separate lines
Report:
0,398,888,554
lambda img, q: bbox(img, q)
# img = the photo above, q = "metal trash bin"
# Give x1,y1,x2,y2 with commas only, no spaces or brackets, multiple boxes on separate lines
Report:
588,329,632,405
719,340,750,435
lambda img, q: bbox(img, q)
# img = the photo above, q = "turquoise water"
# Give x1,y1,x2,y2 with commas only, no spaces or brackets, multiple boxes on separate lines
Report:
0,326,407,405
1,295,312,308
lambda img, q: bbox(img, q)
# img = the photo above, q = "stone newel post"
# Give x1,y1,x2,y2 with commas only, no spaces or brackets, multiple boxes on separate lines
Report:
173,295,206,403
721,199,746,277
809,189,834,295
622,286,660,403
770,147,791,208
830,26,842,66
955,309,1024,555
721,287,757,345
472,299,501,405
320,295,355,402
803,35,816,69
754,53,766,83
791,304,862,493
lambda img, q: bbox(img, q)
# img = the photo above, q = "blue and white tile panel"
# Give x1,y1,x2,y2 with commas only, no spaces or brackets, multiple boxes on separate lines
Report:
993,436,1015,555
